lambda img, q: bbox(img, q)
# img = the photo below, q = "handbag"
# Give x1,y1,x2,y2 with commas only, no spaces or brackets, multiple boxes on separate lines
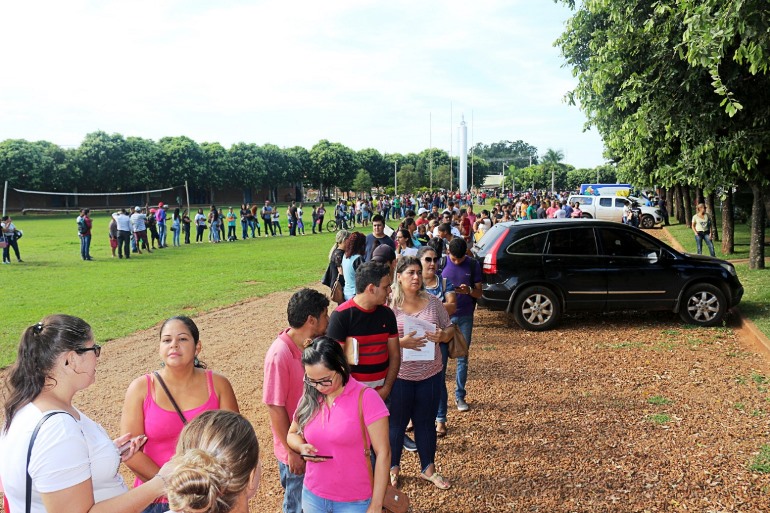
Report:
357,389,409,513
0,237,7,249
153,371,188,424
330,276,345,304
447,324,468,359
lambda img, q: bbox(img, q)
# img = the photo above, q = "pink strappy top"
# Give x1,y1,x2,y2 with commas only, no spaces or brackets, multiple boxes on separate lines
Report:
134,370,219,488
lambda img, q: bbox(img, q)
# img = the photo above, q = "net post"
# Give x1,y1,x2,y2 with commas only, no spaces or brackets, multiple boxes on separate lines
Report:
185,181,190,216
2,181,7,217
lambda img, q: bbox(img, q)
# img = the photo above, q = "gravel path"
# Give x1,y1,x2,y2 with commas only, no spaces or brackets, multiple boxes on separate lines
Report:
59,276,770,512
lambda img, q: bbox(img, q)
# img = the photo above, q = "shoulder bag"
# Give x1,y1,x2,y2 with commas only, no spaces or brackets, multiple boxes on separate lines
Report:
153,371,188,425
26,411,75,513
358,389,409,513
330,275,345,304
447,324,469,359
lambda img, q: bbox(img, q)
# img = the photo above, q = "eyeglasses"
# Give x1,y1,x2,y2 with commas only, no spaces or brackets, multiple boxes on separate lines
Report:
422,256,439,263
75,344,101,357
304,373,335,388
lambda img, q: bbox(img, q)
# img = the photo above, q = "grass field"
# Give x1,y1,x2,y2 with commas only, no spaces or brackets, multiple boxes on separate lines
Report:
664,218,770,338
1,211,339,367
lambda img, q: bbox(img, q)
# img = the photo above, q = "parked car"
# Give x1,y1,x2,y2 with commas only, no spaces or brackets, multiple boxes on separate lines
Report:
471,219,743,331
568,194,663,228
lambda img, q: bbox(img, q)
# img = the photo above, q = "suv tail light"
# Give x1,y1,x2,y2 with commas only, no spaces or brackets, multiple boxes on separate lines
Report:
482,229,507,274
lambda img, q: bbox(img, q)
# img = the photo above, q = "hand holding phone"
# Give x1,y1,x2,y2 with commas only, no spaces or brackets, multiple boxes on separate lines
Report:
301,454,333,460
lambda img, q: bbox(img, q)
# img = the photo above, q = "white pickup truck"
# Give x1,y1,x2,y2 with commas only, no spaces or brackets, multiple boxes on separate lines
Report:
567,194,663,229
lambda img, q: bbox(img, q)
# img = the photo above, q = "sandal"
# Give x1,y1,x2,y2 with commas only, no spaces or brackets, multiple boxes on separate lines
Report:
420,471,451,490
390,470,399,487
436,421,447,437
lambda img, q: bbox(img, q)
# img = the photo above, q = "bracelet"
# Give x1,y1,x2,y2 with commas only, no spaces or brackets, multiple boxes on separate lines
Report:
155,473,168,487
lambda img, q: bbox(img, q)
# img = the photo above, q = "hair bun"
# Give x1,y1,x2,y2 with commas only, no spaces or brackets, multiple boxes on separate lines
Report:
167,449,230,513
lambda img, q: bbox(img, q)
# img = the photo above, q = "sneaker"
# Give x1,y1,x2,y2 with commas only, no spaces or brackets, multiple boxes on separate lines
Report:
456,398,470,412
403,434,417,452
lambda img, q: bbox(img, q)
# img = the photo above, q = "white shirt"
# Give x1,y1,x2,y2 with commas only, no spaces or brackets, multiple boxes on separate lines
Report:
130,213,147,231
115,214,132,232
0,404,127,513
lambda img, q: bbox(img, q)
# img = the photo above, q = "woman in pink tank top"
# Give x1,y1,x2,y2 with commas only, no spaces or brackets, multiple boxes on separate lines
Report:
120,316,239,513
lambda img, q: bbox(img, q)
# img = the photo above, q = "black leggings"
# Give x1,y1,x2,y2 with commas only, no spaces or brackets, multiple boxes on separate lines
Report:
196,225,205,242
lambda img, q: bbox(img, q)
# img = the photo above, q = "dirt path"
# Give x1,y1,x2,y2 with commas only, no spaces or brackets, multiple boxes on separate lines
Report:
50,278,769,513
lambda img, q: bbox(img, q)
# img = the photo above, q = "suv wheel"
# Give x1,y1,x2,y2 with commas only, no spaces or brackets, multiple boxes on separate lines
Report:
513,286,561,331
641,214,655,229
679,283,726,327
581,213,593,219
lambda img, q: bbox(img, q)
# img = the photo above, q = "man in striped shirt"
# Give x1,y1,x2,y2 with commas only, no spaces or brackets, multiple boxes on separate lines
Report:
327,261,400,401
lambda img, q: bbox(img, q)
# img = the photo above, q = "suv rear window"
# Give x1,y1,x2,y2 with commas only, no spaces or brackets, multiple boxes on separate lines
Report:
507,232,547,255
546,228,597,256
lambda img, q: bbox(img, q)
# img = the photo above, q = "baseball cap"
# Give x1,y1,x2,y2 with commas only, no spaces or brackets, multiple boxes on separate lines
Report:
134,206,141,212
158,202,163,207
371,245,396,264
417,207,429,215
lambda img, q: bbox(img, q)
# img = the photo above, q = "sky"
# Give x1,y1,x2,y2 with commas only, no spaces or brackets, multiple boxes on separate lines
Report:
0,0,607,169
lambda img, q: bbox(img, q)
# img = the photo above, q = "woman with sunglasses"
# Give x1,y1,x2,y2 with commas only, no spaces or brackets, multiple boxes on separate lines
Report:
287,337,390,513
417,245,457,437
0,314,169,513
120,316,239,513
388,256,454,490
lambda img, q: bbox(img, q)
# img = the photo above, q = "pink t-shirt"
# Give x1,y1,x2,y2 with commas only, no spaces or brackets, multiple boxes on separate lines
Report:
302,378,389,502
262,329,305,464
135,370,219,489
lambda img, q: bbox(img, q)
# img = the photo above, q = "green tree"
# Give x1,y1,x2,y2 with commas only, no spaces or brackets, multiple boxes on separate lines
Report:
471,140,539,166
357,148,389,190
557,0,769,268
396,164,419,194
542,148,565,193
0,139,47,190
75,131,128,191
157,136,204,194
310,140,357,199
123,137,159,189
227,143,263,200
351,169,373,196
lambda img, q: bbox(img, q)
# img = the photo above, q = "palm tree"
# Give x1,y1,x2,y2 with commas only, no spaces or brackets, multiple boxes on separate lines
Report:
542,148,564,194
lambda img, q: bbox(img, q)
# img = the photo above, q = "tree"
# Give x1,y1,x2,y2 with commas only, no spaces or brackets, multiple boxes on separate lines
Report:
123,137,159,190
471,140,539,166
357,148,389,190
227,143,262,201
75,131,128,191
468,155,491,189
557,0,769,268
309,140,357,199
542,148,565,193
351,169,373,197
396,164,420,195
0,139,46,190
157,136,204,194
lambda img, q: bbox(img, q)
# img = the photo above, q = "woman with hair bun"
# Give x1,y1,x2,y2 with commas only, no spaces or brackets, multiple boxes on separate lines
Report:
341,232,367,301
166,410,260,513
287,337,390,513
121,316,239,513
0,314,168,513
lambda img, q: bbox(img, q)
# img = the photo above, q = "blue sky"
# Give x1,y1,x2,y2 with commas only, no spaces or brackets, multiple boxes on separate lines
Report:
0,0,606,169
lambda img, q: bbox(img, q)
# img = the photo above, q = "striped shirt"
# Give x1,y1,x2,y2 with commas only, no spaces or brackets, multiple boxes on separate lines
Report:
391,294,451,381
327,299,398,389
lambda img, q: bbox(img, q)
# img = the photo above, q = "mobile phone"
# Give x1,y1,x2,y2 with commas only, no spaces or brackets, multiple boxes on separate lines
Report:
301,454,333,460
119,441,132,455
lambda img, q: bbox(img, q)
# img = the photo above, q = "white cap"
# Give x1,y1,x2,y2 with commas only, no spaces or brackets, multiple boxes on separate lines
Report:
417,207,429,215
134,206,141,212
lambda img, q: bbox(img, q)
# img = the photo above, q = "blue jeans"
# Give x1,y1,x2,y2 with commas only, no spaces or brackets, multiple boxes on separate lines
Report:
452,314,474,402
242,220,249,239
278,460,304,513
141,502,169,513
389,372,441,472
695,232,715,257
302,486,370,513
172,228,180,246
436,341,450,423
80,234,91,259
158,223,167,247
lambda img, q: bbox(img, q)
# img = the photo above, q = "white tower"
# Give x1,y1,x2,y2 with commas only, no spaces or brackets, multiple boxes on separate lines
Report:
459,116,468,192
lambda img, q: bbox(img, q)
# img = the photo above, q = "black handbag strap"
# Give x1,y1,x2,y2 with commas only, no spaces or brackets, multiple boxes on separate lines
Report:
27,411,74,513
153,371,188,425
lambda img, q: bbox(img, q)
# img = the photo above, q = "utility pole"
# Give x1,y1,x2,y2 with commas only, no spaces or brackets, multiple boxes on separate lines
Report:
394,161,398,196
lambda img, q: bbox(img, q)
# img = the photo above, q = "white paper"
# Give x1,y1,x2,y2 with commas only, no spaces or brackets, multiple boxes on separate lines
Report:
402,316,437,361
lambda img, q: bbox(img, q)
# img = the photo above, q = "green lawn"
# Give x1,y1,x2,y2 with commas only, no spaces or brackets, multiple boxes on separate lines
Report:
664,218,770,338
1,211,340,367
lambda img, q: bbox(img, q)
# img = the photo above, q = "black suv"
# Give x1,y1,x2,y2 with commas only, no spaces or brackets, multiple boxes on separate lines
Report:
471,219,743,331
